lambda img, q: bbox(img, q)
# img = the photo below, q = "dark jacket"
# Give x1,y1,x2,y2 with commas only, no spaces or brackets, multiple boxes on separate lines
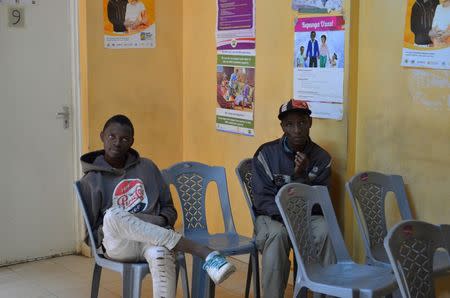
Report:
252,136,331,217
79,149,177,247
107,0,128,33
411,0,439,45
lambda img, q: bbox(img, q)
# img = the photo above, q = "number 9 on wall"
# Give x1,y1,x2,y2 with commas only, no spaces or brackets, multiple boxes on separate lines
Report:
8,6,24,28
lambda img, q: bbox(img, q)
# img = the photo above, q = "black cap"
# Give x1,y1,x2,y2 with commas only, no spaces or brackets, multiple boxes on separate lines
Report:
278,99,312,120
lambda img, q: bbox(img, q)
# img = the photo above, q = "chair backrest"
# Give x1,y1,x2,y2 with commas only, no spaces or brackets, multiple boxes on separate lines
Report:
162,161,237,236
384,220,447,298
346,172,413,260
235,158,256,225
73,181,102,261
275,183,351,277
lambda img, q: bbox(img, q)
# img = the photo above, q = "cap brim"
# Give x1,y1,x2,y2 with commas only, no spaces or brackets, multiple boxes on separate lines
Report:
278,109,312,120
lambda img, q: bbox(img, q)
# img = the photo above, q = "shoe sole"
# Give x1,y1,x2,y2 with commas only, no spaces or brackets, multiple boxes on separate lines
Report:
214,265,236,284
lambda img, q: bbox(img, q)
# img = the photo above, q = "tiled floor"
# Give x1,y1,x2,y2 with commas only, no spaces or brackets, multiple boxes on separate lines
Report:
0,255,293,298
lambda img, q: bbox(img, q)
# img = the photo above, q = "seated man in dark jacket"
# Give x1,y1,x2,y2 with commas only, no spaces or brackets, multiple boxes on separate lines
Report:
79,114,235,298
252,99,336,298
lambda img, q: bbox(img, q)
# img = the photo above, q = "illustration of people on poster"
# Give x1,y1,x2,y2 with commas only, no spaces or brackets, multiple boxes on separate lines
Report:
216,0,256,136
293,16,345,120
292,0,343,13
104,0,156,49
401,0,450,70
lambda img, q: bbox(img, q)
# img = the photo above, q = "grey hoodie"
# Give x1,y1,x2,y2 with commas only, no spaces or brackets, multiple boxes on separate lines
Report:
79,149,177,247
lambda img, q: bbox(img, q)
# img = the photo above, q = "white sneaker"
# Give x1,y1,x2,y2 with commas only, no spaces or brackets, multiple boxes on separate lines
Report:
203,251,236,284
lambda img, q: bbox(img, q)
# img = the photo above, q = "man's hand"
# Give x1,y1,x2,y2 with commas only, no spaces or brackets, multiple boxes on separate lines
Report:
294,151,309,178
134,214,167,227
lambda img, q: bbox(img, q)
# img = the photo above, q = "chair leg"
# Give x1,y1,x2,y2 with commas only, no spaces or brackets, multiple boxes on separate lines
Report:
245,255,252,298
295,286,308,298
122,265,144,298
191,255,210,298
251,251,260,298
208,277,216,298
176,253,190,298
91,264,102,298
293,257,298,285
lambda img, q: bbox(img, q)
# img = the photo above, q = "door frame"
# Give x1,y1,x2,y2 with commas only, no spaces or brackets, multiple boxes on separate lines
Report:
69,0,84,252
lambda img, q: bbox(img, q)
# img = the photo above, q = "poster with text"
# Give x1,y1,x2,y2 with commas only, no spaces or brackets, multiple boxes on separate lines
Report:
104,0,155,49
401,0,450,70
291,0,343,14
293,16,345,120
216,0,255,39
216,54,255,136
216,0,256,136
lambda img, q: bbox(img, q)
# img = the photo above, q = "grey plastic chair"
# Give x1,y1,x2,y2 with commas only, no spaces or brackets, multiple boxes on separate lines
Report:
236,157,300,297
346,172,412,267
384,220,450,298
346,172,450,274
74,181,190,298
162,161,259,298
276,182,397,297
235,158,260,298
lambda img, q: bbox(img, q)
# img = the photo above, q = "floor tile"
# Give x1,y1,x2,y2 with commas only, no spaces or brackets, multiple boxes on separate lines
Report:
0,279,56,298
2,254,296,298
49,286,119,298
0,267,22,285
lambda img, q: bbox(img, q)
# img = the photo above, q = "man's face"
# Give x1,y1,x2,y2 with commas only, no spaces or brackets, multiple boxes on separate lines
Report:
311,32,316,39
281,112,312,150
100,122,134,162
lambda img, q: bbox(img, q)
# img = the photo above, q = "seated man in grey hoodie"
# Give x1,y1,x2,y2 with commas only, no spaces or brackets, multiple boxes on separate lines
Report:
79,114,235,298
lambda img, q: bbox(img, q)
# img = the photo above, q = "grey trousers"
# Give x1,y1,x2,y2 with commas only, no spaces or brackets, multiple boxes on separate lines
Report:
255,215,336,298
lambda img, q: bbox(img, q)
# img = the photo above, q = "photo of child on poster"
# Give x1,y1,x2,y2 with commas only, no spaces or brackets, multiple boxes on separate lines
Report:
104,0,156,48
402,0,449,69
217,66,255,111
294,30,344,68
428,0,450,46
291,0,343,13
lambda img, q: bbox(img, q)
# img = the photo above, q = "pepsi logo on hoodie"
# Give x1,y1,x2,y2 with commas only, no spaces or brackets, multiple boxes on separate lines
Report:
112,179,149,213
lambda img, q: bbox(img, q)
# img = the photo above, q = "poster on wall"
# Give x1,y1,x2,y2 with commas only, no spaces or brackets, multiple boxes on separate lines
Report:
291,0,343,13
293,16,345,120
103,0,156,49
216,0,256,136
216,0,255,39
401,0,450,70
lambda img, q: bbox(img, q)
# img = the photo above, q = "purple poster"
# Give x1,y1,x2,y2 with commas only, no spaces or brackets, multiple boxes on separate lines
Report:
217,0,254,31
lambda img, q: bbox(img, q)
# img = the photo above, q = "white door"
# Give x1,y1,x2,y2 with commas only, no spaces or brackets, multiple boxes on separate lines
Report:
0,0,78,264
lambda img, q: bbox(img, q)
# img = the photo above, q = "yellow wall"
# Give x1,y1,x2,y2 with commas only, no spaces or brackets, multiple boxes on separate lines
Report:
356,0,450,294
182,0,351,236
356,0,450,241
84,0,183,169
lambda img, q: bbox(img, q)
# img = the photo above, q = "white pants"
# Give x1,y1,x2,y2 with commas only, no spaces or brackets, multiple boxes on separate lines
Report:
102,207,182,298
